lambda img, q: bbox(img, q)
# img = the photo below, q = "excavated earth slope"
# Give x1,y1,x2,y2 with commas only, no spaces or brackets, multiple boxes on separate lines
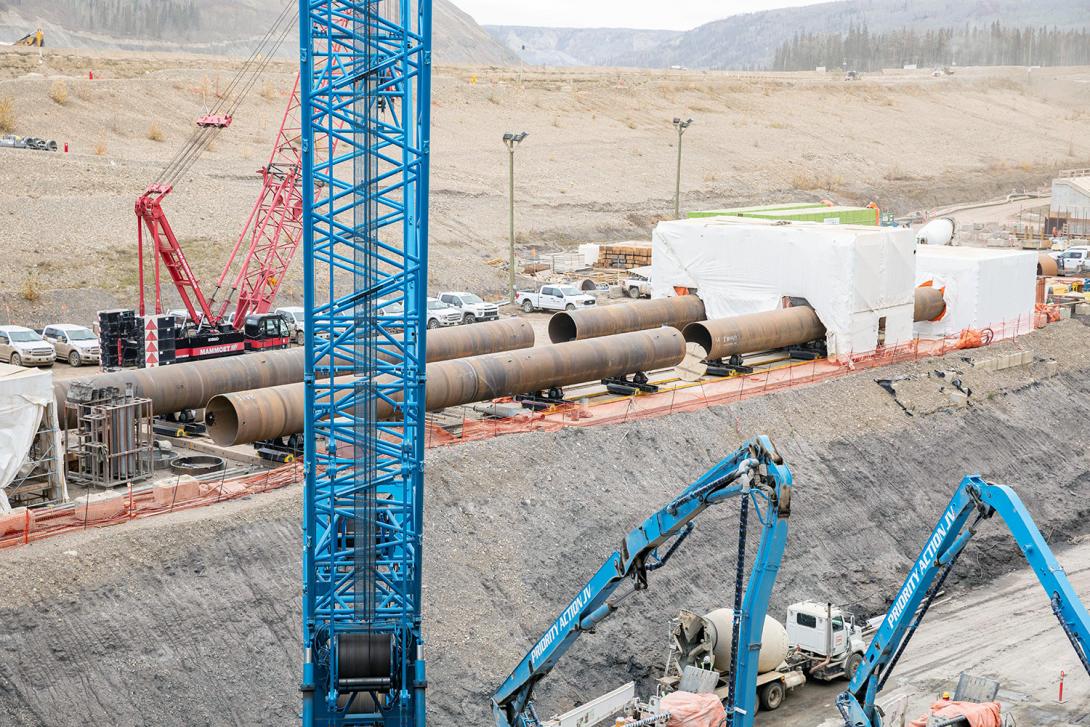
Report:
2,322,1089,725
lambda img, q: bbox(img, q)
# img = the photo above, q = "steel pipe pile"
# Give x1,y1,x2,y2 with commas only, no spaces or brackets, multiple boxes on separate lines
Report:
913,286,947,322
54,318,534,426
1037,253,1058,277
681,288,947,378
548,295,706,343
205,327,686,445
682,307,826,364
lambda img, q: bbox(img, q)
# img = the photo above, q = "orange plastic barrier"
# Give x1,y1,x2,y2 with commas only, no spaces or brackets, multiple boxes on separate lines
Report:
0,463,302,550
659,691,726,727
955,327,994,350
1036,302,1062,326
909,699,1002,727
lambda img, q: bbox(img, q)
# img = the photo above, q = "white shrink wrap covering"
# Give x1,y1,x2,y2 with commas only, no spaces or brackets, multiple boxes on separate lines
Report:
914,246,1037,339
652,217,917,358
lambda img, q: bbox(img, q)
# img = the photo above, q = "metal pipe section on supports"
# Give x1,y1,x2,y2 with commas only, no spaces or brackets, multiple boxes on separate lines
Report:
913,286,947,322
205,327,686,446
1037,253,1058,277
680,288,947,379
548,295,706,343
53,319,534,426
682,306,826,364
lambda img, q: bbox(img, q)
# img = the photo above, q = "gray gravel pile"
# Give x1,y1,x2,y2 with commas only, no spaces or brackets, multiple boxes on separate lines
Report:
1,322,1089,725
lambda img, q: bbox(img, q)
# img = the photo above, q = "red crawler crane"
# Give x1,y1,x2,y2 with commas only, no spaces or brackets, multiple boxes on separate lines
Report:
134,3,326,361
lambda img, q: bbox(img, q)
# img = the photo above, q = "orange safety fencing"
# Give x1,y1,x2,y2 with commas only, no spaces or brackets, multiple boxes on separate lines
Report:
425,314,1039,448
1,313,1048,548
0,462,302,550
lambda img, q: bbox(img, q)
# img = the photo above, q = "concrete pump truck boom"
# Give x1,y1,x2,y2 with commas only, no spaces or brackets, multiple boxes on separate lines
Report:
838,475,1090,726
491,435,793,727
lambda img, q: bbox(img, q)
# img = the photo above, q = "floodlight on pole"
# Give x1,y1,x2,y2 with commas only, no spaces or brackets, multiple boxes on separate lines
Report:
673,117,693,219
503,131,528,305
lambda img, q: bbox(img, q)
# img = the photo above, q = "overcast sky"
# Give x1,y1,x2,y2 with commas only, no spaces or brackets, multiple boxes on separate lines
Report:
457,1,828,31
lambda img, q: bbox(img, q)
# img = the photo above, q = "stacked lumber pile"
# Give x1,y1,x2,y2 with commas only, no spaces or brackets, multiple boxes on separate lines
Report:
596,242,651,269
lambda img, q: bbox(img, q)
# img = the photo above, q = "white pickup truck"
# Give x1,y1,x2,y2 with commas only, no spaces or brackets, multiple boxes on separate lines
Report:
516,285,597,313
1054,246,1090,275
436,291,499,324
623,266,652,299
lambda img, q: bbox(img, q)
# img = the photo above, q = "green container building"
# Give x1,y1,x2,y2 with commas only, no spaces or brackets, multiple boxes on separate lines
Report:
688,203,878,226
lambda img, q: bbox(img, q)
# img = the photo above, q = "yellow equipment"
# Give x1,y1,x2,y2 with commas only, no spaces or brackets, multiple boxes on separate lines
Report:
14,29,44,47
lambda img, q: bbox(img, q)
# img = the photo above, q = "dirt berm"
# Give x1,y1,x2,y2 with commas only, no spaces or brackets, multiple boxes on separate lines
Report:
2,322,1089,726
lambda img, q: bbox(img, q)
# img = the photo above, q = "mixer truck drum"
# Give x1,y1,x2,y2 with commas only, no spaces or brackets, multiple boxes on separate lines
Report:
336,632,395,692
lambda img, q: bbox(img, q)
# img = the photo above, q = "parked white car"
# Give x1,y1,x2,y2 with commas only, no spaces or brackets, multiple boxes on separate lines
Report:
274,306,305,344
426,297,462,329
0,325,56,367
437,291,499,323
42,323,101,366
516,285,597,313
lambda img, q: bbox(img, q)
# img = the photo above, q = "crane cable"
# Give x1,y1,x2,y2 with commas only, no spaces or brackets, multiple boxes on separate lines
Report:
157,10,294,188
151,0,297,190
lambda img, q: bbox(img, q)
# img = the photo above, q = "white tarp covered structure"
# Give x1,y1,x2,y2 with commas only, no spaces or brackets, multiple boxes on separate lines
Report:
0,363,66,512
914,246,1037,338
652,217,917,358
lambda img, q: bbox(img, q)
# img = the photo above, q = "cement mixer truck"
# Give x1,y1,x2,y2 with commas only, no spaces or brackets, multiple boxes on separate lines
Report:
660,601,868,712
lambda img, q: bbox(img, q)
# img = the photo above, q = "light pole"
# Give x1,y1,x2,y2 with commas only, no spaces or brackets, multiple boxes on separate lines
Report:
672,117,693,219
503,131,528,305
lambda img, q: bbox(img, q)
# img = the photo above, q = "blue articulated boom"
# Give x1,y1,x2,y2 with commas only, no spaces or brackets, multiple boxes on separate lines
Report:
299,0,432,725
491,435,793,727
837,475,1090,727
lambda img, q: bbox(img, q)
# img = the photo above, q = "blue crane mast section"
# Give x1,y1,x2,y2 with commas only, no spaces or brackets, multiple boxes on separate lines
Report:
299,1,432,725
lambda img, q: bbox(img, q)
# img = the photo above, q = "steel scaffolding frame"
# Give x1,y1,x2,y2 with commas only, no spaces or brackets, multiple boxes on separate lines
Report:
301,1,431,725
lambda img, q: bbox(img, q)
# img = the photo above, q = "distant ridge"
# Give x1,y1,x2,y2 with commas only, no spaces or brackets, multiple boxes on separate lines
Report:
487,0,1090,69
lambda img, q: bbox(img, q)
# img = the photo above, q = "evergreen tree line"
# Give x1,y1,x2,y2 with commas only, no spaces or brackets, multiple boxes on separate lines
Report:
72,0,201,38
772,22,1090,71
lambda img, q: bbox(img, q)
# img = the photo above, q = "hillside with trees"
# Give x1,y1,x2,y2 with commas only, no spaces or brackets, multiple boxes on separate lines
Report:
773,22,1090,71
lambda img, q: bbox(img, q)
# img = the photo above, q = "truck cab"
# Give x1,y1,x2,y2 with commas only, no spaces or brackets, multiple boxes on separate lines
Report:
437,291,499,324
786,601,867,682
515,285,597,313
1057,246,1090,275
623,266,652,299
242,313,292,351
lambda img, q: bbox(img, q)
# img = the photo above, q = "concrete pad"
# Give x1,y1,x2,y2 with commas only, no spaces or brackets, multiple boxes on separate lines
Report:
72,491,127,521
152,475,201,507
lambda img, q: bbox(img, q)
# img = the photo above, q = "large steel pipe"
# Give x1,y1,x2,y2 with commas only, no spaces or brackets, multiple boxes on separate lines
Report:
205,328,686,445
54,347,305,428
682,307,825,363
913,286,946,322
1037,253,1058,277
548,296,706,343
53,318,533,426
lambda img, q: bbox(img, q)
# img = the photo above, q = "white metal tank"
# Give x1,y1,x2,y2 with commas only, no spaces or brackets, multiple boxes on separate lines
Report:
703,608,789,673
916,217,956,246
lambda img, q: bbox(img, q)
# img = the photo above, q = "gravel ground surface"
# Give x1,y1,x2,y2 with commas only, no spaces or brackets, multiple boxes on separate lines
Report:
1,321,1089,726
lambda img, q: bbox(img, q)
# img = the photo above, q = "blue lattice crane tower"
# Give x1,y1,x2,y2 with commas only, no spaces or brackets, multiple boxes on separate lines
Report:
299,1,431,724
